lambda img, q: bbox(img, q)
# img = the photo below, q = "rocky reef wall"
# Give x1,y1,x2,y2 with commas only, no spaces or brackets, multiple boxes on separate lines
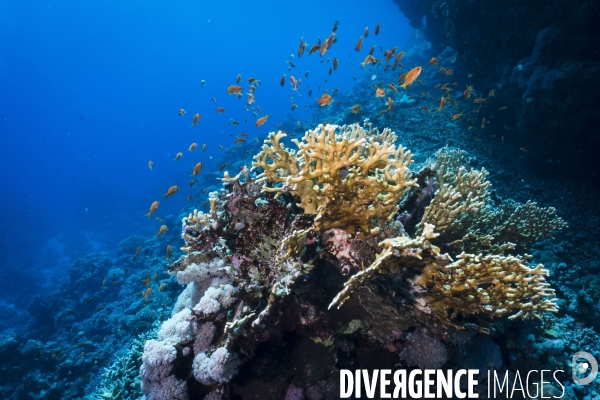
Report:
392,0,600,185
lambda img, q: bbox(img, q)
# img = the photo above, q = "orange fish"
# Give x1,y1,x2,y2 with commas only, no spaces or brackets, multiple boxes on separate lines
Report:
148,161,153,171
142,275,150,286
387,97,393,111
298,37,305,57
317,93,333,106
445,68,453,75
216,107,225,113
476,105,483,113
499,106,508,110
191,162,203,177
488,89,495,98
437,97,446,113
451,112,464,120
388,83,398,93
398,72,408,84
191,113,200,128
400,66,422,89
145,201,159,218
519,147,527,152
375,88,385,97
364,26,369,37
428,58,439,65
256,114,269,127
325,32,335,49
144,287,152,302
360,54,377,69
178,108,186,116
375,22,380,35
188,143,197,152
445,97,456,106
158,282,166,292
438,67,446,74
174,152,182,161
308,44,320,55
351,104,360,113
247,93,254,105
481,117,487,128
227,85,243,95
235,138,245,143
422,106,432,113
166,245,172,260
355,35,363,51
162,185,179,198
320,35,332,57
202,144,207,152
155,225,167,237
395,52,405,63
473,98,486,103
463,85,473,100
290,75,298,91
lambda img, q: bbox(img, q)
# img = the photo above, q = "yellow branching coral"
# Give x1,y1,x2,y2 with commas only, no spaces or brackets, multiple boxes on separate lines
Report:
330,223,559,326
416,166,490,236
252,122,417,238
420,148,566,252
329,223,448,309
488,199,568,251
418,252,558,323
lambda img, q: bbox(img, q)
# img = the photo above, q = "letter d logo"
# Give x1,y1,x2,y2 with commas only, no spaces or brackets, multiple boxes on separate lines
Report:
572,351,598,385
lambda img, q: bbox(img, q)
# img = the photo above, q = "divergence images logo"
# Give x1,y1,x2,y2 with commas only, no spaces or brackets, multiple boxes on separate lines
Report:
572,351,598,386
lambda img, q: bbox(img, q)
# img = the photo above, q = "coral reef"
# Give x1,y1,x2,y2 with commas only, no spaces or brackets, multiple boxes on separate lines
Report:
139,121,568,398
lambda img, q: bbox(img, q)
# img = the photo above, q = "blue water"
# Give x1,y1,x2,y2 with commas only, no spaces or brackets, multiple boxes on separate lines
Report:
0,0,411,308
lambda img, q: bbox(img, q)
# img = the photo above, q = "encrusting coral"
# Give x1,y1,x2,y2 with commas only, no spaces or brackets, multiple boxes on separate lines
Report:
140,121,567,399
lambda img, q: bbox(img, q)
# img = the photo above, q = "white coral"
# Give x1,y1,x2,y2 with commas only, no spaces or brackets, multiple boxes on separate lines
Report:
157,308,192,344
192,347,241,385
140,340,177,382
192,285,237,316
141,373,188,400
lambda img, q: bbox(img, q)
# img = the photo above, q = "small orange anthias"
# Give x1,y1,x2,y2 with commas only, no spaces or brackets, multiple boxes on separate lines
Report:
191,113,200,128
317,93,333,106
255,114,269,127
400,66,422,89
